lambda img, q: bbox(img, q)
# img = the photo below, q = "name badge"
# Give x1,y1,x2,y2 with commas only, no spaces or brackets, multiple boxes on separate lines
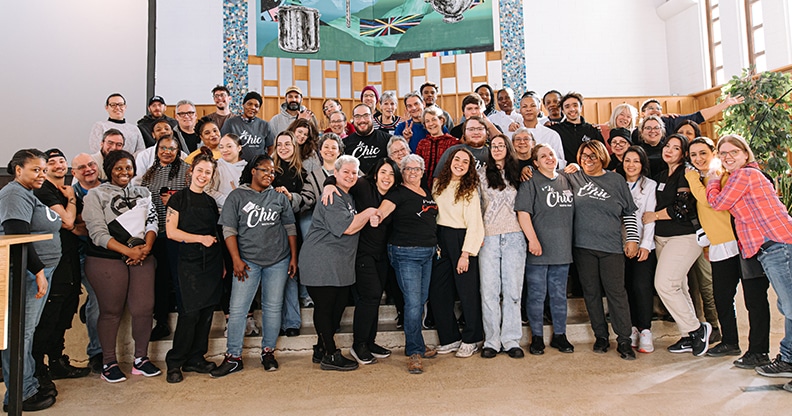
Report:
657,183,666,192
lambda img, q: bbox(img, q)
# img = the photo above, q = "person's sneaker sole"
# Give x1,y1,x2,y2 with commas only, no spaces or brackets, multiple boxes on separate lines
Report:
349,347,377,365
101,374,126,383
320,362,359,371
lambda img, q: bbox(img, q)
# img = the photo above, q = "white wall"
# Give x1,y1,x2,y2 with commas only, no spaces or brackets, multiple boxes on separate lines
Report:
763,0,792,71
156,0,224,104
663,0,709,94
523,0,671,97
0,0,148,163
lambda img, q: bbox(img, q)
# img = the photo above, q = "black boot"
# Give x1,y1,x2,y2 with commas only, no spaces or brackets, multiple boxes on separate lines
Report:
49,355,91,379
34,362,57,398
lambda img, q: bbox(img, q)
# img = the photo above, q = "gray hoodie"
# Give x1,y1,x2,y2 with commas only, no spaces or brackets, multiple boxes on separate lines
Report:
269,103,319,135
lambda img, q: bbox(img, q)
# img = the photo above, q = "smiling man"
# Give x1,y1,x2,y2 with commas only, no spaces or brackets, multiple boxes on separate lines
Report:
137,95,178,148
394,92,430,152
549,92,604,164
343,104,391,174
489,88,522,138
269,86,318,134
221,91,276,161
90,129,125,181
206,85,235,130
88,93,146,154
519,93,566,168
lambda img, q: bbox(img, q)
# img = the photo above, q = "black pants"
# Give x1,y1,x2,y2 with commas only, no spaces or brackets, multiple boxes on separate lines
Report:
165,304,215,369
574,248,632,344
352,254,388,346
307,285,350,354
625,251,657,330
712,255,771,353
430,226,483,345
32,290,80,365
152,235,174,323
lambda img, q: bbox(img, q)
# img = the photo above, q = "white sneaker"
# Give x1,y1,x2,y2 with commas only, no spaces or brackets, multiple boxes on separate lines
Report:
300,297,314,308
436,340,461,354
630,326,639,349
245,316,260,337
455,342,480,358
638,329,654,353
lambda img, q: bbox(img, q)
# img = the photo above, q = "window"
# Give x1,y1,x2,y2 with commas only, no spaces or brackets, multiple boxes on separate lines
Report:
705,0,726,86
744,0,766,73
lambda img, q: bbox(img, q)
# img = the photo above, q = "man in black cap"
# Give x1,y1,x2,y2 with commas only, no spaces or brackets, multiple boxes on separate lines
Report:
138,95,178,148
221,91,276,160
32,149,91,398
269,85,318,134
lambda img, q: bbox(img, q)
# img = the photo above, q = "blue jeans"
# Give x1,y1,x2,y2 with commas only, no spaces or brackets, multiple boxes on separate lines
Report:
80,252,101,357
281,212,314,330
2,266,54,403
479,232,526,350
525,263,570,337
226,257,289,356
388,245,434,356
757,242,792,362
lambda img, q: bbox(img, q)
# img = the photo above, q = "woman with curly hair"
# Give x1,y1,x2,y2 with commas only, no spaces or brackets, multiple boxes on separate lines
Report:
430,147,486,358
287,118,320,171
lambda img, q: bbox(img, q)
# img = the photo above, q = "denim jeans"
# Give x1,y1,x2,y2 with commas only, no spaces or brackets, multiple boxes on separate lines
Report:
80,252,101,358
281,212,314,330
2,266,54,403
479,232,526,350
388,244,434,356
525,263,570,337
757,242,792,362
227,256,289,356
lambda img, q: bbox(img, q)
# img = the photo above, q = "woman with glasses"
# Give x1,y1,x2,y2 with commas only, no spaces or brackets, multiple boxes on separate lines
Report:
638,115,667,177
606,128,632,176
706,134,792,388
387,136,410,165
140,136,188,342
323,106,354,139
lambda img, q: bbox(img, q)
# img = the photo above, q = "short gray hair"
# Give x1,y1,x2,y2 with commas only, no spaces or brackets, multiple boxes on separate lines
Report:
319,132,344,153
380,91,397,104
387,136,410,157
403,91,423,106
335,155,360,171
399,154,425,171
512,128,533,141
176,99,195,109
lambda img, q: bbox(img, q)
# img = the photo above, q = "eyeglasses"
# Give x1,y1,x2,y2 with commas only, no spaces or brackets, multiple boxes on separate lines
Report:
491,145,507,151
176,111,196,117
579,153,599,161
330,119,345,123
159,146,178,152
352,113,371,120
402,167,424,173
254,167,275,175
390,148,408,155
643,126,662,131
513,137,532,143
213,93,228,99
610,140,629,147
718,149,742,159
644,106,662,112
465,127,486,132
107,103,126,108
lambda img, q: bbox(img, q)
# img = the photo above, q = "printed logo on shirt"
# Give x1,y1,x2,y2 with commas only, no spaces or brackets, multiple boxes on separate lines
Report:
351,141,381,159
346,202,358,216
582,135,592,143
45,206,61,222
109,195,140,216
577,181,611,201
541,185,573,208
239,131,263,148
416,199,438,217
243,201,280,227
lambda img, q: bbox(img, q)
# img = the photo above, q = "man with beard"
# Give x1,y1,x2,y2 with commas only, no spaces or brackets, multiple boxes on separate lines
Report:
420,82,454,131
549,92,605,164
221,91,276,161
269,86,318,134
90,129,125,181
394,92,428,152
539,90,564,126
343,104,391,174
71,153,104,373
88,93,146,154
32,149,91,399
206,85,235,130
137,95,178,147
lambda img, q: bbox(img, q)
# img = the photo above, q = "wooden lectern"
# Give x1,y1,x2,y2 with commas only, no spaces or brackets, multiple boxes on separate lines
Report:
0,234,53,416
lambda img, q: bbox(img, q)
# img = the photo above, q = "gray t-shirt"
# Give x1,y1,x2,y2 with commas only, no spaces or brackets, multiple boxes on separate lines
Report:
568,170,637,254
298,190,358,287
219,184,296,267
0,181,62,268
515,170,574,265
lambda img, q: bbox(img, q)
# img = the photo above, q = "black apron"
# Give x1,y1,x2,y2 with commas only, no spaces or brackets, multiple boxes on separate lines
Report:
176,191,224,313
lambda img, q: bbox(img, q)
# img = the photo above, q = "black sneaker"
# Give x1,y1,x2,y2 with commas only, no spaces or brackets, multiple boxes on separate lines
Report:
617,341,636,360
593,337,609,354
210,355,244,378
49,355,91,379
89,354,103,374
755,354,792,378
481,347,498,358
166,368,183,384
733,352,771,369
350,344,377,365
396,312,404,330
132,357,162,377
667,337,693,353
261,350,279,372
312,344,324,364
550,334,574,353
706,343,741,357
529,335,545,355
506,347,524,359
182,359,217,373
689,322,712,357
2,390,55,412
320,350,359,371
368,343,392,359
101,361,127,383
150,321,171,341
34,365,57,398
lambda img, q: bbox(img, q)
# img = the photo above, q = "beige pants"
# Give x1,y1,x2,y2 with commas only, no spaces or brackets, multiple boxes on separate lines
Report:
654,234,703,334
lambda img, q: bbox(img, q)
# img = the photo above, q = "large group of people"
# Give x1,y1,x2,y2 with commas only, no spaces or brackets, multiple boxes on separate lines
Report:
3,80,792,411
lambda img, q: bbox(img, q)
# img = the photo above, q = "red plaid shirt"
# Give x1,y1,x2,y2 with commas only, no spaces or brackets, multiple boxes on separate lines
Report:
415,134,459,189
706,162,792,258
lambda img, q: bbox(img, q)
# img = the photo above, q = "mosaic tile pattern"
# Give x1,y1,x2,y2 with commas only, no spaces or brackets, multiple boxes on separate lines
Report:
498,0,526,98
224,0,248,113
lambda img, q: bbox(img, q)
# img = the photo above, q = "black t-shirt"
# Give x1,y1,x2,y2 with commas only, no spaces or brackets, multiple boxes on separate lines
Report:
182,131,201,153
653,166,696,237
34,180,83,289
343,129,391,175
348,177,391,259
384,185,438,247
167,189,219,236
640,141,665,178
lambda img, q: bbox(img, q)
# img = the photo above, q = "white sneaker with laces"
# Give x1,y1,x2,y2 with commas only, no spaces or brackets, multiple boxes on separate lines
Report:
245,316,260,336
630,326,639,348
638,329,654,353
436,340,461,354
455,342,480,358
